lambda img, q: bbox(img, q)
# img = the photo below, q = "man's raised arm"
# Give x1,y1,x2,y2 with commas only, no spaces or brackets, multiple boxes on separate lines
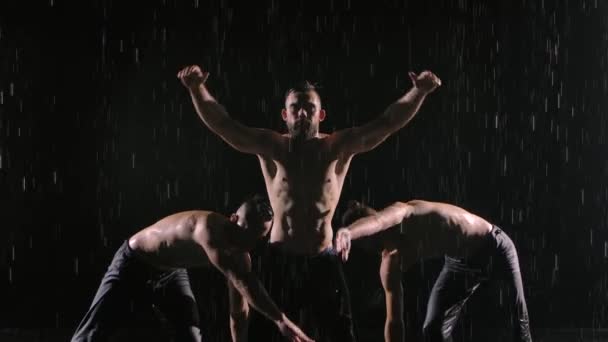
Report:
177,65,282,156
333,71,441,156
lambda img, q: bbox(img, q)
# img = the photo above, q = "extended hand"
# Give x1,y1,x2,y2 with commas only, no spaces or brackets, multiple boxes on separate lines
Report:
177,65,210,90
276,315,315,342
408,70,441,93
334,228,352,262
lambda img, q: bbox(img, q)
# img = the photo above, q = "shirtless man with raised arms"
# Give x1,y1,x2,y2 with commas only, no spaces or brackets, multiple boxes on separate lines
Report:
177,66,441,340
71,196,313,342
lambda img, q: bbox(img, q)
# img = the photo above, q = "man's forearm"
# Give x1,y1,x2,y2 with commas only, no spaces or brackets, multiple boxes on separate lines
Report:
382,87,428,130
229,273,283,324
230,312,249,342
228,280,250,342
349,214,388,241
188,84,234,132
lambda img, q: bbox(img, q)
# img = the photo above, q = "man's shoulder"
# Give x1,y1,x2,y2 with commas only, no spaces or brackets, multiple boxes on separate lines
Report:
318,130,350,143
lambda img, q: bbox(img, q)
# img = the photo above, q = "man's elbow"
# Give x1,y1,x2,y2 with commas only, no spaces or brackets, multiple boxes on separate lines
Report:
230,307,250,322
224,139,255,154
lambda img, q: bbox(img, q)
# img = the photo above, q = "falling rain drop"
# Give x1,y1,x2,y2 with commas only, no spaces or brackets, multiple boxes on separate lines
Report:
531,115,535,131
499,287,503,306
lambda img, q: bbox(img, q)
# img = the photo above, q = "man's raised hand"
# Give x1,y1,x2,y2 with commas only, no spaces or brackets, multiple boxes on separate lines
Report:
177,65,209,90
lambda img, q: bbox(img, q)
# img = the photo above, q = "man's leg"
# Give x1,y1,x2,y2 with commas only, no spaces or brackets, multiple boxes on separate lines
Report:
422,257,482,342
71,242,145,342
152,269,202,342
248,245,303,342
491,227,533,342
307,250,356,342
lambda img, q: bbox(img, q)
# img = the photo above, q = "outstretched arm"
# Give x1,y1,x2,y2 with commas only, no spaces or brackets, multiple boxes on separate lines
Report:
335,202,409,261
177,65,283,156
380,249,404,342
228,279,249,342
207,249,314,342
334,71,441,156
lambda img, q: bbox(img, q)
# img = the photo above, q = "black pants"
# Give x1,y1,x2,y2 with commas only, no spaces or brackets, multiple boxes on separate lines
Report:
422,226,532,342
71,241,201,342
251,244,356,342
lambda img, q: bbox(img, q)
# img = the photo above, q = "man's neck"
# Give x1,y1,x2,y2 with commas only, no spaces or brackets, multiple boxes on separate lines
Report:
222,222,256,252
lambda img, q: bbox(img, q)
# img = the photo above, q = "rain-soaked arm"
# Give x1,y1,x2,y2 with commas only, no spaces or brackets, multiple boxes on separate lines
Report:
335,202,410,261
228,278,249,342
177,65,282,156
380,249,404,342
333,71,441,156
206,248,314,342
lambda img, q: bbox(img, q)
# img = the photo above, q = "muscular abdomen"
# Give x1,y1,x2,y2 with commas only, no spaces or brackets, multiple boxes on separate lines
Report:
260,142,348,255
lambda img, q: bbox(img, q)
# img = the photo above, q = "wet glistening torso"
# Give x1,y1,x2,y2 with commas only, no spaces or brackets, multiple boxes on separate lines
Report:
398,201,493,260
259,136,351,254
128,211,211,269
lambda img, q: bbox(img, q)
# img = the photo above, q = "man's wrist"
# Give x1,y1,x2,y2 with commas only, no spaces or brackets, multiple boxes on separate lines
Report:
340,227,353,239
188,82,205,92
411,86,431,96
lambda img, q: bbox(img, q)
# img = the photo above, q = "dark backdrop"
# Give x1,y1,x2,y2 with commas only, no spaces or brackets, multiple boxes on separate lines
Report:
1,0,607,341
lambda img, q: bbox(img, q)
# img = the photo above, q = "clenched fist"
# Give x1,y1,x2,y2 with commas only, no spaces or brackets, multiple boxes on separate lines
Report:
408,70,441,94
177,65,209,90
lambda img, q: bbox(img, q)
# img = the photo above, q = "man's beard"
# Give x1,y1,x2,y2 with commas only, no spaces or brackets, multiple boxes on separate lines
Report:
288,121,317,139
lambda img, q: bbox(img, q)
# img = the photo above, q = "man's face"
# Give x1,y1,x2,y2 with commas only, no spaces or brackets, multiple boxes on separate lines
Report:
282,90,326,139
230,208,273,238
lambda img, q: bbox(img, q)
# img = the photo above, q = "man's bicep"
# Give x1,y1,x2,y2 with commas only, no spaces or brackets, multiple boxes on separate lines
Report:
379,203,409,228
217,121,281,156
335,118,394,155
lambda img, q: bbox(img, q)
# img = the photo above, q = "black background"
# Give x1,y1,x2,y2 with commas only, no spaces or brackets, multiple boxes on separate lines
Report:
1,0,607,340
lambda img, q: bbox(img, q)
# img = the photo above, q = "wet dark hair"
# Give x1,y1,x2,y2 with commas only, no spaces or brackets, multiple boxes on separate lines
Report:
240,194,274,228
341,200,377,227
284,80,320,102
